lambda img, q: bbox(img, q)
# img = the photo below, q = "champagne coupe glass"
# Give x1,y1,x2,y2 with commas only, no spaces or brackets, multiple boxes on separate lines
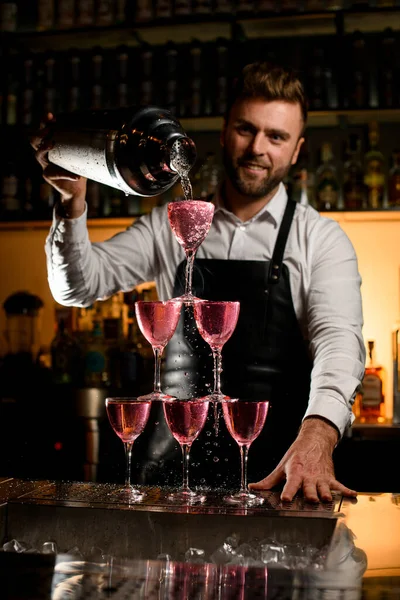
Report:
222,399,269,506
193,300,240,429
163,397,210,503
105,397,151,502
135,300,182,401
168,199,215,304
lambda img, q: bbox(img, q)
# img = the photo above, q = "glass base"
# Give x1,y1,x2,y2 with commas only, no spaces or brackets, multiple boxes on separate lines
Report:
167,487,206,504
107,485,146,504
224,491,265,506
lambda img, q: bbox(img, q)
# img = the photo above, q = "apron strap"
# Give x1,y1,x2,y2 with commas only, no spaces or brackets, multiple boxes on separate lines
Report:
267,198,297,285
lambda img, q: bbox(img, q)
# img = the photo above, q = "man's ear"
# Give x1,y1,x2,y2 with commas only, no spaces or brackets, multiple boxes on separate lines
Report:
291,137,305,165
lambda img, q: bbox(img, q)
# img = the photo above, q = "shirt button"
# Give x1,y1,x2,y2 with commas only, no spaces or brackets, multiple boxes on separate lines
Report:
239,225,246,231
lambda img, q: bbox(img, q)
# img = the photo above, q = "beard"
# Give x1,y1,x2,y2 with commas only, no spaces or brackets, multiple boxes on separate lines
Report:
223,147,292,199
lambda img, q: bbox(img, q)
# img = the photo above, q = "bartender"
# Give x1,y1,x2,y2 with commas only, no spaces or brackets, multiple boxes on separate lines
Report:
31,61,365,502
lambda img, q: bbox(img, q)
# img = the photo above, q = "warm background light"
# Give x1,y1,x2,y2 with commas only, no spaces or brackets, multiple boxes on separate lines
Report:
0,212,399,419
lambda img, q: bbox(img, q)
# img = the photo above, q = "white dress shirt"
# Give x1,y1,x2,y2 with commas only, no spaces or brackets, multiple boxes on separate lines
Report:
45,182,366,437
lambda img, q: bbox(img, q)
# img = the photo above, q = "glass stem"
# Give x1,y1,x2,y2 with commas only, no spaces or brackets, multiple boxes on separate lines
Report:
212,348,223,395
184,249,196,297
153,346,163,393
239,444,250,494
181,443,192,491
124,442,133,488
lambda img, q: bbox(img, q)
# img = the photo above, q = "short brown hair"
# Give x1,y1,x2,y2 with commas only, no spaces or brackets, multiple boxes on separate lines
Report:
226,61,308,128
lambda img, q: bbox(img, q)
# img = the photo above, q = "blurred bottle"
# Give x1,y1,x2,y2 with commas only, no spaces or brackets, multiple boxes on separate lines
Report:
89,46,107,110
346,30,370,110
364,121,386,209
114,45,131,108
163,41,179,115
51,318,83,386
37,0,55,31
57,0,75,29
0,160,22,221
290,141,316,208
378,28,397,109
139,44,154,106
83,315,110,388
76,0,95,26
388,150,400,208
136,0,153,22
0,0,17,31
188,39,203,117
95,0,114,26
315,142,341,211
214,38,230,117
64,48,84,113
18,53,35,127
41,50,59,116
392,306,400,424
343,133,366,210
354,340,386,424
193,152,222,199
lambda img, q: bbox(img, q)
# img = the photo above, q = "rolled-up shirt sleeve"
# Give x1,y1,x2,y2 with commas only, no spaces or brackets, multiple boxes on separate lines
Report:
303,219,366,437
45,203,161,307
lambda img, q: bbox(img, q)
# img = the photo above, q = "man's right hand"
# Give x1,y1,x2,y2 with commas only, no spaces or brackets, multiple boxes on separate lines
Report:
30,113,87,219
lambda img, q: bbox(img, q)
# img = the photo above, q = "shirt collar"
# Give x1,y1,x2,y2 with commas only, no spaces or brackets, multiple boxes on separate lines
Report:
213,181,288,228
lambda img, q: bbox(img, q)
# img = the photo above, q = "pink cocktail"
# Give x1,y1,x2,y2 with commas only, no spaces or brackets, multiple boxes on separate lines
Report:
222,399,269,506
163,397,210,503
135,300,182,401
168,199,214,304
105,397,151,501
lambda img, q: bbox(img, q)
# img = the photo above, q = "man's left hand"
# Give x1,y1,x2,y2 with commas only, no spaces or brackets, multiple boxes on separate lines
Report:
248,417,358,503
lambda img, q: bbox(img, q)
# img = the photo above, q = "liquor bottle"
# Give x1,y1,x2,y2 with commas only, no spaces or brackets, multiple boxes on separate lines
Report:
19,53,35,127
355,340,386,424
175,0,192,16
47,105,196,198
37,0,55,31
138,45,154,106
392,317,400,424
315,142,341,211
0,160,22,221
155,0,172,18
64,48,83,113
56,0,75,29
115,45,131,108
290,141,316,208
364,121,386,210
89,46,107,110
0,1,17,31
188,39,203,117
378,28,397,109
214,38,230,117
76,0,94,26
388,150,400,208
50,318,83,386
193,152,222,199
343,134,366,210
135,0,153,21
41,51,59,116
163,41,179,115
83,316,110,388
95,0,114,26
347,30,369,110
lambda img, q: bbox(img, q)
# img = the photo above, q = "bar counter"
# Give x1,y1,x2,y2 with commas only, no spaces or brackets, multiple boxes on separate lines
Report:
0,478,399,599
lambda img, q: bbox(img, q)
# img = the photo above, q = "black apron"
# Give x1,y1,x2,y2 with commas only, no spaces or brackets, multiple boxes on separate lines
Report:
136,199,313,489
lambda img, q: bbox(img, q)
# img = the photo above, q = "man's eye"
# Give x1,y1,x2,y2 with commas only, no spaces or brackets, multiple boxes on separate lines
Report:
237,125,252,134
271,134,283,142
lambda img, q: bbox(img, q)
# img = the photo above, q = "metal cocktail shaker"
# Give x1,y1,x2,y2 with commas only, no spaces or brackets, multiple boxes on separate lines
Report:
47,105,197,197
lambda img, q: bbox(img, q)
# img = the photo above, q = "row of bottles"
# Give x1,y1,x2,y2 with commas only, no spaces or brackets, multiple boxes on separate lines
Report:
289,122,400,211
1,0,399,32
50,288,156,391
1,28,400,129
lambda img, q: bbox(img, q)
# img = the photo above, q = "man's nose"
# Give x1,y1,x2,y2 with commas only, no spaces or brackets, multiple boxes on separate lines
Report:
248,133,266,155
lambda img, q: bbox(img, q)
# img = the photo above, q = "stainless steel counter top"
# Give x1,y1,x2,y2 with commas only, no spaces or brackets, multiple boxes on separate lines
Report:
0,479,399,599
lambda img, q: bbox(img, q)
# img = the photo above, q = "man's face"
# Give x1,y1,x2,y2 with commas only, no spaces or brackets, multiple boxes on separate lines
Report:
221,97,304,199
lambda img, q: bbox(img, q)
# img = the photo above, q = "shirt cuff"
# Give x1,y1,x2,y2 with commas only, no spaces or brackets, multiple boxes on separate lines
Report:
303,394,354,438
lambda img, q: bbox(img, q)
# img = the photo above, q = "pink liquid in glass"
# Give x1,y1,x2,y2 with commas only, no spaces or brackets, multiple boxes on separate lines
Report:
135,300,182,349
222,401,269,445
163,399,209,445
194,301,240,349
168,200,214,252
106,399,151,444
